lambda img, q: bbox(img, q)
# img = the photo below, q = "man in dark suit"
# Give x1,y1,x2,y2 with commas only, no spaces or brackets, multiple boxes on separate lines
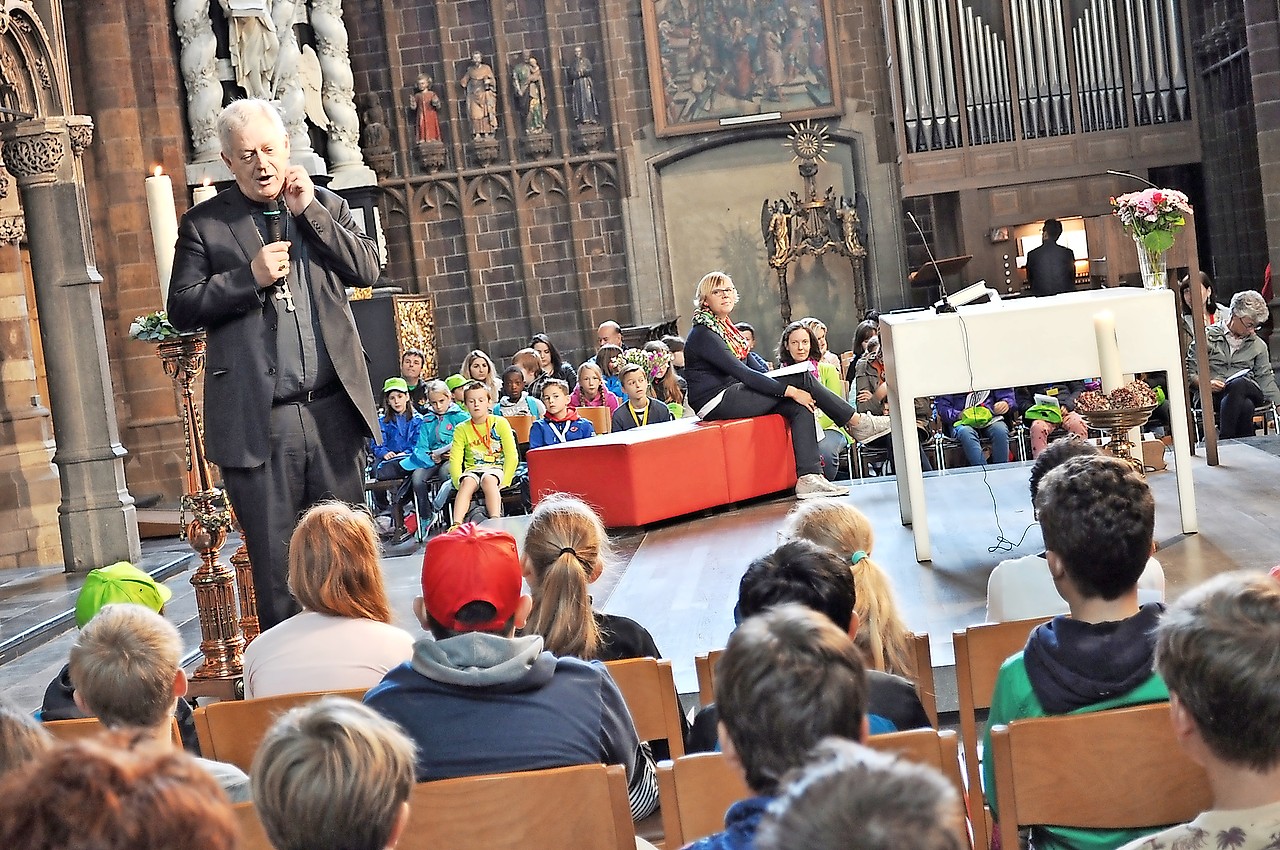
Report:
167,99,379,629
1024,218,1076,297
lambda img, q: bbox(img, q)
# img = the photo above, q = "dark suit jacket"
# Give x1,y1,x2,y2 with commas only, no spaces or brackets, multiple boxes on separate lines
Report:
167,186,379,468
1025,241,1077,297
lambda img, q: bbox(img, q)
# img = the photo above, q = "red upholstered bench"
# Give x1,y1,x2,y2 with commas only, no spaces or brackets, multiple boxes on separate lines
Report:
526,415,797,527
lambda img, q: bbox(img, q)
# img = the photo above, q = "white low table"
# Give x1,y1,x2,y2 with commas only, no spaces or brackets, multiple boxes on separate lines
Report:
880,289,1197,562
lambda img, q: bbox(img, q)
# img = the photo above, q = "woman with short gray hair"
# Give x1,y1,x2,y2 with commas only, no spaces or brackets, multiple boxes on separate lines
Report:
1187,289,1280,438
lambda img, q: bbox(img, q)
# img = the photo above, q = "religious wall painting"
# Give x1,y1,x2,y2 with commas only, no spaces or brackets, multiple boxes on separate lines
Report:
641,0,842,137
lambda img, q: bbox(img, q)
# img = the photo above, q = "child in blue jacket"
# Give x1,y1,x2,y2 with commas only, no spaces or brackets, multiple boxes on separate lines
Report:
529,380,596,449
401,379,470,520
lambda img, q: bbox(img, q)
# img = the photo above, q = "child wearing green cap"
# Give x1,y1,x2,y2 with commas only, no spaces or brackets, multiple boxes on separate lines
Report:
371,378,423,517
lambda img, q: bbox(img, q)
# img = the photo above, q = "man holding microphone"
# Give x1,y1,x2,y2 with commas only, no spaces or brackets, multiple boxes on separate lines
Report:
168,99,379,629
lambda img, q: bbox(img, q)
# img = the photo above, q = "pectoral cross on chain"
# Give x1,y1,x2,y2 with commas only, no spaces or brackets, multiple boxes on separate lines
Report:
274,281,296,312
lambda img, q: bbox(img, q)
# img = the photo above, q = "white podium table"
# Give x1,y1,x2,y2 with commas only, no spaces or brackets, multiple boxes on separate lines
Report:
880,289,1197,562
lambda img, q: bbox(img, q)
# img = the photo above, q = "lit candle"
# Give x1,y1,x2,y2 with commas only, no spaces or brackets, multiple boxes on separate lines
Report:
144,166,178,305
192,179,217,205
1093,310,1123,393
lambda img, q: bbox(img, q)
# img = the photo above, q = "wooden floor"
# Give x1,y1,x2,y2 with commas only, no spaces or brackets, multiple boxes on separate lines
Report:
602,439,1280,694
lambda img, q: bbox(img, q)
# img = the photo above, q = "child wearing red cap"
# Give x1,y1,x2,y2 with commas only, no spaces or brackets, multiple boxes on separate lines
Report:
363,523,658,820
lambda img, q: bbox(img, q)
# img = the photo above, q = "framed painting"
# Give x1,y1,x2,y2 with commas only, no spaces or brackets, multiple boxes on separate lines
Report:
641,0,843,137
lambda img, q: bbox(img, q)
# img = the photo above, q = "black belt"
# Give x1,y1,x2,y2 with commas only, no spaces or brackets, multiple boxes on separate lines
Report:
273,383,341,406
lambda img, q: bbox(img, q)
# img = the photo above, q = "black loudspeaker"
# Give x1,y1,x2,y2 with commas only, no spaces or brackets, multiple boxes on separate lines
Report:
351,291,401,402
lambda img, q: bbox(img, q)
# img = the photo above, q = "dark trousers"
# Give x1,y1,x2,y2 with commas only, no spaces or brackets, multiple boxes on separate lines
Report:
1214,380,1267,439
702,370,855,476
222,391,367,630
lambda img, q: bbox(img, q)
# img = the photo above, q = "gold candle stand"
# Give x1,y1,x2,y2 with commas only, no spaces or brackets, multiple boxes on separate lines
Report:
1080,405,1158,474
157,334,246,679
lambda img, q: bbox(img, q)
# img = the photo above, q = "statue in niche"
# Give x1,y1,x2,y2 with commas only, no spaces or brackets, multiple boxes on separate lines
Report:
458,51,499,139
511,52,547,135
219,0,279,99
412,73,442,143
359,95,394,179
568,46,599,125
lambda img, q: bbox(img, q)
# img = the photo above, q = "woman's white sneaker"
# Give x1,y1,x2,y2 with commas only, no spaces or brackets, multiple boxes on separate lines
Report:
795,474,850,499
849,413,893,444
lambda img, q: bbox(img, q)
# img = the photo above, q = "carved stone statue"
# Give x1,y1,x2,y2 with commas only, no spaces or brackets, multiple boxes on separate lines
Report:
837,197,867,258
762,199,793,268
511,52,547,135
359,96,394,179
459,51,499,139
220,0,279,99
568,46,599,125
412,74,442,143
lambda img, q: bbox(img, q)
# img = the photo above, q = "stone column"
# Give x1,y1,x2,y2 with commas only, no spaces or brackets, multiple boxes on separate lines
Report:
1245,0,1280,284
176,0,230,183
310,0,376,188
1,116,141,571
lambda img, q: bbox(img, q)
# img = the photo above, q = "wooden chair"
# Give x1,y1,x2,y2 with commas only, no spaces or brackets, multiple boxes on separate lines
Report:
656,752,751,848
657,730,969,849
192,688,367,772
576,404,611,435
603,657,686,759
231,802,275,850
953,616,1052,850
868,728,971,848
406,763,634,850
990,703,1211,850
694,648,722,707
43,716,183,748
908,631,938,728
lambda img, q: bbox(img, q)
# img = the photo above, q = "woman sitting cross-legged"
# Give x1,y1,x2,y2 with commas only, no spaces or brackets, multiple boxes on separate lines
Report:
683,271,891,499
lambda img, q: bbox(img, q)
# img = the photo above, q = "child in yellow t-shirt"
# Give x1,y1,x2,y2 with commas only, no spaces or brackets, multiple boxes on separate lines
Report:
450,382,518,522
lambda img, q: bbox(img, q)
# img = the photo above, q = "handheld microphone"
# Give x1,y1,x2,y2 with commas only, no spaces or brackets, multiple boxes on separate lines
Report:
907,211,955,314
263,198,287,282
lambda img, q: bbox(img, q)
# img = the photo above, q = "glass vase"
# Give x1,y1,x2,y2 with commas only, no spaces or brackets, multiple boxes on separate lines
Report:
1134,236,1168,290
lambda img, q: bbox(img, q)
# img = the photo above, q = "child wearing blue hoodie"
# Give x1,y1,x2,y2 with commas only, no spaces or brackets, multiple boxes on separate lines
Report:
529,380,596,449
371,378,422,513
401,379,470,522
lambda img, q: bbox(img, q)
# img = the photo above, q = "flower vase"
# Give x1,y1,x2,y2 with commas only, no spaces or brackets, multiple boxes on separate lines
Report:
1134,236,1168,290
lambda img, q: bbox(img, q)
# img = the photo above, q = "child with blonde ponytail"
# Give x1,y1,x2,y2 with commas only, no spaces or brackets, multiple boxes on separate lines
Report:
521,493,659,662
781,501,916,679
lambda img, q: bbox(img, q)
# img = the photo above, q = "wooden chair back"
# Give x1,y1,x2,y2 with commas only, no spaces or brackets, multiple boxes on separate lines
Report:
405,763,634,850
908,631,938,727
192,688,367,772
604,657,686,758
43,716,184,748
952,616,1052,850
990,703,1211,850
694,648,723,707
576,405,611,434
503,414,535,444
657,730,970,850
656,753,751,848
231,802,275,850
868,728,972,848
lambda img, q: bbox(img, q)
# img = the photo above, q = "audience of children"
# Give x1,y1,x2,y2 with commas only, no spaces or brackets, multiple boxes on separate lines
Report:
982,453,1168,850
986,437,1166,623
1120,572,1280,850
493,365,546,418
242,502,414,699
612,362,675,432
781,500,916,679
363,523,660,820
449,381,518,523
529,379,596,449
756,738,967,850
370,378,421,514
936,387,1018,467
252,698,416,850
570,361,621,413
777,321,849,481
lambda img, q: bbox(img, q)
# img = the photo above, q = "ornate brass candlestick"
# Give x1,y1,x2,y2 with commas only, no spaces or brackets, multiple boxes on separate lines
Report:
1080,405,1157,474
157,333,246,678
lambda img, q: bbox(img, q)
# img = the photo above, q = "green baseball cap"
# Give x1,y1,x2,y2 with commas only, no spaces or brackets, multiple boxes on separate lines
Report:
383,377,409,394
74,561,173,628
444,374,467,391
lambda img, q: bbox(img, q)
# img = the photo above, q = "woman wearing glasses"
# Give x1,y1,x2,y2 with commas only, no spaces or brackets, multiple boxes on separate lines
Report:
1188,289,1280,438
682,271,891,500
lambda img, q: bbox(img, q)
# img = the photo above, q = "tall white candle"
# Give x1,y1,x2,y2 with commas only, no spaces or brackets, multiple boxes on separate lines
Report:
1093,310,1123,393
192,180,217,205
144,167,178,306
